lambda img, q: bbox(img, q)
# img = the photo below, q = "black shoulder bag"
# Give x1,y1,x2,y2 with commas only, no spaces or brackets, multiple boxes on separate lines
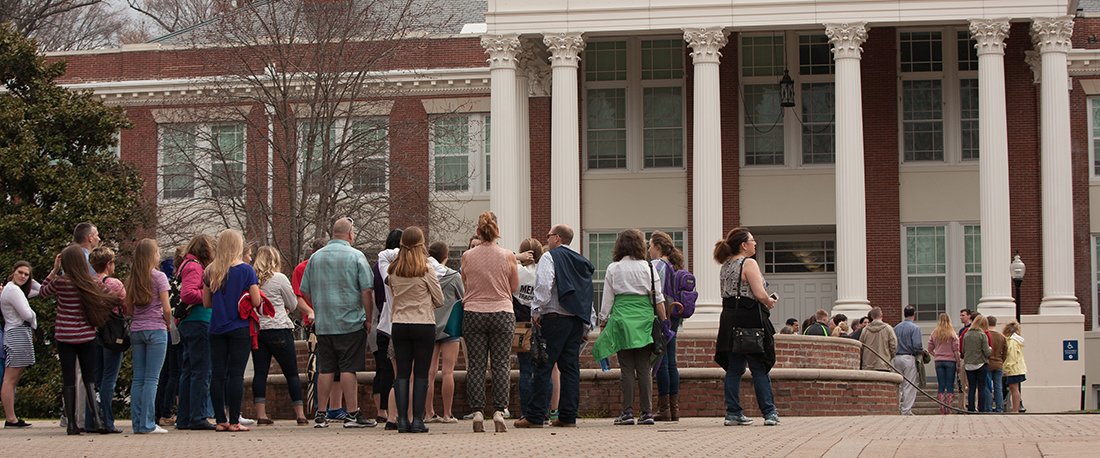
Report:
97,278,131,352
729,258,767,354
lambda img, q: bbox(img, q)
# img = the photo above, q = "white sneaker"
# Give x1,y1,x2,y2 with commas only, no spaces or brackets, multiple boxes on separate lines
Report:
150,426,168,434
238,416,256,426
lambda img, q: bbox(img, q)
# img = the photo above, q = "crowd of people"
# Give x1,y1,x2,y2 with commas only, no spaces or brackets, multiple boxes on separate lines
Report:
0,220,1029,434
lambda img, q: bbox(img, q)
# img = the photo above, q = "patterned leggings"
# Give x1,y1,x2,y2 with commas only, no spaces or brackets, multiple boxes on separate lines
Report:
463,311,515,412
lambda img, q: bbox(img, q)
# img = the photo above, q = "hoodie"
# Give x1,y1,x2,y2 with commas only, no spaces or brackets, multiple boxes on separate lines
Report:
431,260,464,340
858,319,897,371
1004,334,1027,377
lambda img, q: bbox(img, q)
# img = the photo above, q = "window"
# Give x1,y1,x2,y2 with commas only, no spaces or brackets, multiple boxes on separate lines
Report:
350,119,389,194
432,113,489,193
299,118,388,196
159,124,247,200
161,126,197,199
898,28,979,164
587,230,685,312
1094,235,1100,330
740,33,835,168
902,223,981,321
763,240,835,274
1089,98,1100,177
583,38,685,172
210,124,244,198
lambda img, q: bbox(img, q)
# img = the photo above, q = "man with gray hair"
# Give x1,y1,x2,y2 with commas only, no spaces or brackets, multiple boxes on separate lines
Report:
300,218,375,428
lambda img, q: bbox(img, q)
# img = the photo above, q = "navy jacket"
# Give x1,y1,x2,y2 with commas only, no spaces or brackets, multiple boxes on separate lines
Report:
548,246,595,324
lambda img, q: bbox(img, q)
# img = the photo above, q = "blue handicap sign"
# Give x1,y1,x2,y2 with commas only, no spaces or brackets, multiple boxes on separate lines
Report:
1064,340,1078,361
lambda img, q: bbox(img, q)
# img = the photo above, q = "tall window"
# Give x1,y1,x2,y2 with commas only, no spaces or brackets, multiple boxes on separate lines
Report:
350,119,388,194
741,33,835,168
1089,98,1100,177
583,38,685,172
159,124,247,201
299,118,388,196
903,223,981,321
210,124,245,198
899,28,979,164
964,225,982,310
161,126,197,199
432,114,489,193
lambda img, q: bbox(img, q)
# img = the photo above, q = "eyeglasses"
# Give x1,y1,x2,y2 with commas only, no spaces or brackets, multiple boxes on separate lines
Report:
746,238,756,243
547,233,559,239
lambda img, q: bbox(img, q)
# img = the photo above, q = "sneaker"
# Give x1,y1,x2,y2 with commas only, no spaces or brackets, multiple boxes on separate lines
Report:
614,411,635,426
4,419,32,428
724,414,753,426
463,412,476,420
237,416,256,426
638,411,655,425
59,415,67,427
440,416,458,424
549,410,559,421
343,410,377,428
764,413,780,426
150,426,169,434
327,408,348,422
314,411,329,428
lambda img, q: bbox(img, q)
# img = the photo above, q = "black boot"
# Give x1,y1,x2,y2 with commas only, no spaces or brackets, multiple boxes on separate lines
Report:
84,383,109,434
393,378,410,433
411,378,429,433
63,386,80,435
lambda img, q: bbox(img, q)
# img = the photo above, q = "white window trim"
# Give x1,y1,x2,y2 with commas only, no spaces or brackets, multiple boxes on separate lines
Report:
897,26,979,166
1088,98,1100,181
582,36,687,175
1092,234,1099,331
428,112,489,196
899,221,981,322
739,31,837,170
297,117,390,198
158,123,248,203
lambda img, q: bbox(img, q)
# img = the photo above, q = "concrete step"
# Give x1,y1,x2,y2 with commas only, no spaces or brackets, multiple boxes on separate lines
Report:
913,391,964,415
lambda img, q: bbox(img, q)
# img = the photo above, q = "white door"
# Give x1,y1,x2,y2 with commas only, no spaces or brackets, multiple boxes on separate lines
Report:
767,274,837,329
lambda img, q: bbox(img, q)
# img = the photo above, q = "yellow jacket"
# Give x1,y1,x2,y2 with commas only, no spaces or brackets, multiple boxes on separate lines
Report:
1003,333,1027,377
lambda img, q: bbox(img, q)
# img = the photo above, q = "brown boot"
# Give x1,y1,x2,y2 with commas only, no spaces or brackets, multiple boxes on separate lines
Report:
669,394,680,421
653,395,671,421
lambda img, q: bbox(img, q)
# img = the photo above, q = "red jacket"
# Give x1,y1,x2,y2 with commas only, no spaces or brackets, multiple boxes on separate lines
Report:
238,290,276,349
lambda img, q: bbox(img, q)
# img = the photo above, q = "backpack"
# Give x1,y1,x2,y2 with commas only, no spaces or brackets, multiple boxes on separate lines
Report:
656,260,698,320
170,259,198,320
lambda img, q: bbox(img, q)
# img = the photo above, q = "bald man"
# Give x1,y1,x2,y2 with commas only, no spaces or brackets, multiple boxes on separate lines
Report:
300,218,376,428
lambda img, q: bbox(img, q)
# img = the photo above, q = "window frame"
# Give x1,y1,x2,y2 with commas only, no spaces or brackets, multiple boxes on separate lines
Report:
429,113,490,195
582,36,687,174
1088,97,1100,180
900,222,982,323
158,123,249,202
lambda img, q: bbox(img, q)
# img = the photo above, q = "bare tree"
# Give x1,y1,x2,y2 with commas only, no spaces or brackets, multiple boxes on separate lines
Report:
126,0,232,36
29,1,131,51
152,0,474,264
0,0,102,35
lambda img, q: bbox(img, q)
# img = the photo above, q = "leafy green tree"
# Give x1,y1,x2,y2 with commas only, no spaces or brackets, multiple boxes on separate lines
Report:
0,23,151,418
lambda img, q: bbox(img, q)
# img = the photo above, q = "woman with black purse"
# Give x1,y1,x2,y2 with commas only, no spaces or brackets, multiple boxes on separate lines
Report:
713,228,778,427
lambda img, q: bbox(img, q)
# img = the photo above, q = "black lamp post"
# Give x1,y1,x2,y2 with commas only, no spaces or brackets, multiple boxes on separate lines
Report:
1010,252,1025,323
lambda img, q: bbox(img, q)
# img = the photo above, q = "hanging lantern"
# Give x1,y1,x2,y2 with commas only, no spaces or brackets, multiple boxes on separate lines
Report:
779,69,795,108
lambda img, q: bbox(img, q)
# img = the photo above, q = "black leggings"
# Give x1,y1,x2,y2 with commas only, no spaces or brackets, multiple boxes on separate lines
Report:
57,340,97,387
373,332,394,411
391,324,435,379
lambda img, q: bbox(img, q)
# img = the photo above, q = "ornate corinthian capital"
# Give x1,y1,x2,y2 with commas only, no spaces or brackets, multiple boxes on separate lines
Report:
482,34,521,69
518,40,552,97
683,27,728,64
1030,16,1074,54
969,18,1010,55
543,33,585,68
825,23,868,59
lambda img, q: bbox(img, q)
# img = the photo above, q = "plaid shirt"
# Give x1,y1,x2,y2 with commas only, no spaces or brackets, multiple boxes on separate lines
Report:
300,239,373,335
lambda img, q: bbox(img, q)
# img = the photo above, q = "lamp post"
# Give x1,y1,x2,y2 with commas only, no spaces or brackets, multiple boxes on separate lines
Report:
1010,252,1025,323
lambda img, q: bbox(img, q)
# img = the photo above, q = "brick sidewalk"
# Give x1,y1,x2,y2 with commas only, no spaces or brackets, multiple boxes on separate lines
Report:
1,415,1097,457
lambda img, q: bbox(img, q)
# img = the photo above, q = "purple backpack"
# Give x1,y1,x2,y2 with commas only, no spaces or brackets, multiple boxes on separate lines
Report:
656,260,697,320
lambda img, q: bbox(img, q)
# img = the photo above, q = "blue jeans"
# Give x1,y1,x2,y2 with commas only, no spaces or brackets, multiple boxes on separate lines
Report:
131,330,168,433
989,369,1004,412
251,329,303,405
966,364,991,412
526,316,584,424
155,341,182,419
516,351,533,418
85,341,123,430
934,360,956,394
655,318,681,396
176,320,212,428
210,326,251,425
724,353,776,418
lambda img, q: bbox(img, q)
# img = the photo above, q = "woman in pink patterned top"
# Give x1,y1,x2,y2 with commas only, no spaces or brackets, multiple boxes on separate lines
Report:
123,239,172,434
39,244,120,435
460,212,518,433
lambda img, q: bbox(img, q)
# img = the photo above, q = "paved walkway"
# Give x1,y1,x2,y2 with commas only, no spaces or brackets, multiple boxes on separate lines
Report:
1,415,1098,457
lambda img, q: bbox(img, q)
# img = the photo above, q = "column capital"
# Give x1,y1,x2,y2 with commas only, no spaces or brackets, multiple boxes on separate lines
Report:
543,32,585,68
482,33,521,69
825,22,867,59
683,27,728,64
1031,16,1074,54
518,39,552,97
969,18,1010,56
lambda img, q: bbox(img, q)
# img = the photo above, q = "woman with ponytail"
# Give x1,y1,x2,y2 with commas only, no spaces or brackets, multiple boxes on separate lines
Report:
648,231,685,421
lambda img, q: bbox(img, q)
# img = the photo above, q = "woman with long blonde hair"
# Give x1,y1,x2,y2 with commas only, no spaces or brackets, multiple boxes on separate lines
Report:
202,229,261,432
124,239,172,433
1002,321,1027,413
928,313,961,414
250,246,308,425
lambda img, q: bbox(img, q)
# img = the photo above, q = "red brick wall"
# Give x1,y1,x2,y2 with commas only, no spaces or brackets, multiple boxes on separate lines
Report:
529,97,551,239
720,35,742,239
1071,80,1095,330
862,27,903,322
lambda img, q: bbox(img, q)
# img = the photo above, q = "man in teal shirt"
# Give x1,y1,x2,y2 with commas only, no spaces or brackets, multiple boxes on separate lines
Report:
300,218,375,428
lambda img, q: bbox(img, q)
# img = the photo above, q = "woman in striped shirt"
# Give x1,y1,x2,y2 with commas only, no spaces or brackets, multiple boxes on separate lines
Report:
40,245,120,435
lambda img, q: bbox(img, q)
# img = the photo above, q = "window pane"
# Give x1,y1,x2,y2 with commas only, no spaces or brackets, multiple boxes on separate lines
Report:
799,34,834,75
964,225,981,273
434,116,469,191
1092,99,1100,175
641,39,684,80
801,82,835,164
588,232,618,312
587,88,627,169
763,240,835,274
900,31,943,72
906,226,946,275
744,84,784,165
742,35,784,77
162,126,196,199
960,78,980,160
909,276,946,321
643,87,683,168
585,41,627,82
211,124,244,198
957,31,979,71
903,80,944,161
351,120,388,194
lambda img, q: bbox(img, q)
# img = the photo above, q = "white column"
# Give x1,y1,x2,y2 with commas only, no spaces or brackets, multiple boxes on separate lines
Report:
482,34,521,250
1031,17,1081,315
970,19,1016,320
543,32,585,249
515,48,533,244
825,23,871,316
683,27,728,326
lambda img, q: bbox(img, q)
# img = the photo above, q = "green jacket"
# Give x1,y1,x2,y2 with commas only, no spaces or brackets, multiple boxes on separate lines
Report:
961,328,992,367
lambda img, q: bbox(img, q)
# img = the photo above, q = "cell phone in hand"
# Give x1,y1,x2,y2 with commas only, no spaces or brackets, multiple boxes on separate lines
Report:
769,292,779,301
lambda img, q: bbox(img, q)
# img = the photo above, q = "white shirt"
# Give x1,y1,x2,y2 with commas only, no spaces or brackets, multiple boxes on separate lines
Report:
258,273,297,330
377,248,398,335
532,245,597,328
1,281,40,330
514,262,537,307
599,256,663,323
